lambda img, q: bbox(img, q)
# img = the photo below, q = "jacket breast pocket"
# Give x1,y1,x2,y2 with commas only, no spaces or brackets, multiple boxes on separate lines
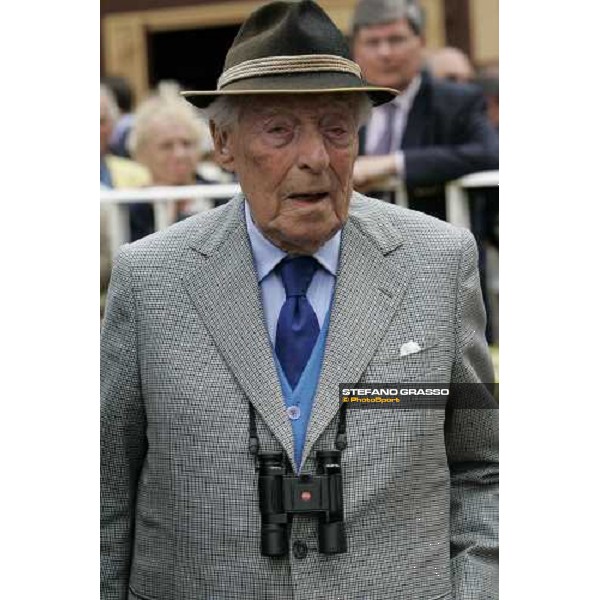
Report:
361,338,449,383
128,586,156,600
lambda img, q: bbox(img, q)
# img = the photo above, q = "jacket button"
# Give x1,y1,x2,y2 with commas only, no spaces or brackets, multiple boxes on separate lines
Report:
292,540,308,559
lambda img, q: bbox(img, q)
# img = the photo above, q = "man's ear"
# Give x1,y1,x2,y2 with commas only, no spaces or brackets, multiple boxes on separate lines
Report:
210,121,236,172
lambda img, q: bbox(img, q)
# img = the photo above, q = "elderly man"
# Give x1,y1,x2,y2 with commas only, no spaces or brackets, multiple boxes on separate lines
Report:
351,0,498,221
101,2,498,599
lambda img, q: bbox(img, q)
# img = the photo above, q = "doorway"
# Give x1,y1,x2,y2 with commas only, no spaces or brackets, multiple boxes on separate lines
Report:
147,24,240,90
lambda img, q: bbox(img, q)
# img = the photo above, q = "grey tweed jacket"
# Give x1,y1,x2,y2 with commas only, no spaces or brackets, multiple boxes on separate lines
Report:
101,193,498,600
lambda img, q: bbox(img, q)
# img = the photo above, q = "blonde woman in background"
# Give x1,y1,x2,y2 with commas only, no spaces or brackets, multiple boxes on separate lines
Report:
129,82,220,221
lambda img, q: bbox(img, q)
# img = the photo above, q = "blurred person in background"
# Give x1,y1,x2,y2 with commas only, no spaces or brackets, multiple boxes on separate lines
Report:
351,0,498,221
472,65,499,342
474,65,499,251
102,75,136,158
430,55,499,342
100,85,152,294
129,82,224,220
426,48,498,249
100,84,150,190
428,46,475,84
477,64,499,131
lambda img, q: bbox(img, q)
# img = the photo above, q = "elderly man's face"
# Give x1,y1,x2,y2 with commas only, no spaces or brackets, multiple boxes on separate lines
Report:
353,19,424,91
214,94,360,254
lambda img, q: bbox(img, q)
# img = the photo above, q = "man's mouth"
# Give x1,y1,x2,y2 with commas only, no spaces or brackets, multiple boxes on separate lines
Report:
287,191,329,202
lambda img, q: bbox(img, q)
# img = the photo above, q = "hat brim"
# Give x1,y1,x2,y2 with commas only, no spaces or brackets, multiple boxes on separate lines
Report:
182,71,397,108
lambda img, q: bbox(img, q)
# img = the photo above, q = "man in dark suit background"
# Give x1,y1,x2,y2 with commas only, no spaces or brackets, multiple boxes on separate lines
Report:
351,0,498,221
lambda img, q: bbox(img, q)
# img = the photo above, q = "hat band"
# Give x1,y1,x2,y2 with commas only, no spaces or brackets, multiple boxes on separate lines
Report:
217,54,362,90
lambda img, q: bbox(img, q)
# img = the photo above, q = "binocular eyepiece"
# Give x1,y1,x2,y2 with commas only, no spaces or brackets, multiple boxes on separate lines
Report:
257,450,347,557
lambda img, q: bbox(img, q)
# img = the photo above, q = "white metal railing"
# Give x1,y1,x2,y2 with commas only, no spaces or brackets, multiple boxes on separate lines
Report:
100,184,240,257
444,170,499,229
100,171,498,256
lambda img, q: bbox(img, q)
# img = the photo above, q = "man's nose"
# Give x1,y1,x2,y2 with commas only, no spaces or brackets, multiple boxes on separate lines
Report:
296,127,329,172
375,40,394,59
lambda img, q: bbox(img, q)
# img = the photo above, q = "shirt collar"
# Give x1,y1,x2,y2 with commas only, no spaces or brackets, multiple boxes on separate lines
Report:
391,73,422,112
244,200,341,282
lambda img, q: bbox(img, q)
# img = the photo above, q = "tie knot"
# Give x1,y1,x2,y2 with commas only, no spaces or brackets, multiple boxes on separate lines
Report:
277,256,319,298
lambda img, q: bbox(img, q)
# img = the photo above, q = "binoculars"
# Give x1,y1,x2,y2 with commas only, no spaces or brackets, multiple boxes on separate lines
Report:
257,450,347,556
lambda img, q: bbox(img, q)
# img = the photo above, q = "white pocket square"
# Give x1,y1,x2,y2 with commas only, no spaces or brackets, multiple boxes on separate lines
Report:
399,341,422,357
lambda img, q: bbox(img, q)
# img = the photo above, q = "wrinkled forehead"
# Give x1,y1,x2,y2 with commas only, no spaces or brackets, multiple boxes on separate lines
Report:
240,93,361,119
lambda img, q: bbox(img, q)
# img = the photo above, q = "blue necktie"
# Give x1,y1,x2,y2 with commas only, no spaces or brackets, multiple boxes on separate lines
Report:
275,257,320,389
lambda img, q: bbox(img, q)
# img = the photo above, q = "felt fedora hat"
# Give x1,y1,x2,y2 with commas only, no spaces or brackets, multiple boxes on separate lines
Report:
182,0,397,108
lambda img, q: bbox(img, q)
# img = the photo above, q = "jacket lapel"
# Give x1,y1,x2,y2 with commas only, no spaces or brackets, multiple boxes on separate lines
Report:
178,195,415,470
301,209,415,467
401,70,432,150
180,197,295,463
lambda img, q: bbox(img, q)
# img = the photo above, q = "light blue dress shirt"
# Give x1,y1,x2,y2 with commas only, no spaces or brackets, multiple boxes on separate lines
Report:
244,200,340,470
244,200,340,344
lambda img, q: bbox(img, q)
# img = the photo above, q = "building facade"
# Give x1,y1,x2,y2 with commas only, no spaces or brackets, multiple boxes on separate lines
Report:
101,0,498,105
